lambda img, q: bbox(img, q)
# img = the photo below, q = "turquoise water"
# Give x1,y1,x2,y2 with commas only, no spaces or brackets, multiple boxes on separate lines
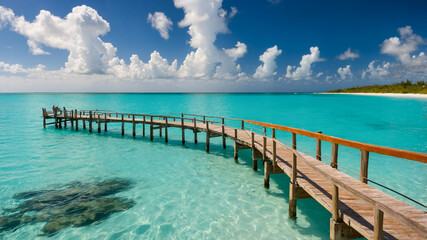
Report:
0,93,426,239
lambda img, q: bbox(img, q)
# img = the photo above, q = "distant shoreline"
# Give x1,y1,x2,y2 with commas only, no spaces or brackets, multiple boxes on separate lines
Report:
319,92,427,99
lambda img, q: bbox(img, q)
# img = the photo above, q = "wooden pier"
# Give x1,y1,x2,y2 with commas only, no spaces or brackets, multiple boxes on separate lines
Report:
42,107,427,240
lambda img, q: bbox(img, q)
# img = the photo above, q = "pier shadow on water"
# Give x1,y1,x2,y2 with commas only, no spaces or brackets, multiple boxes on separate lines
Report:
0,178,135,236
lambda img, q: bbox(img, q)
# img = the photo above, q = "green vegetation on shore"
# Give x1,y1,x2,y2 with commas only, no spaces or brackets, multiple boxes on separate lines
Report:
328,80,426,94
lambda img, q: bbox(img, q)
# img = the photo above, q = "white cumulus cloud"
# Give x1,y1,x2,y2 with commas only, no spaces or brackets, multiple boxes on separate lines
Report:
362,61,392,79
223,41,247,61
337,48,360,60
253,45,282,79
3,5,117,74
174,0,243,78
381,26,426,72
286,46,322,80
337,65,352,80
147,12,173,40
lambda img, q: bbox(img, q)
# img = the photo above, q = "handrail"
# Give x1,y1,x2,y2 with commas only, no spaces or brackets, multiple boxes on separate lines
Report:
174,113,427,163
285,145,427,236
244,119,427,163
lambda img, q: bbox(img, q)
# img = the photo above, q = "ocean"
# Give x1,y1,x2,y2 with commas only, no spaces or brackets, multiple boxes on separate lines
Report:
0,93,425,239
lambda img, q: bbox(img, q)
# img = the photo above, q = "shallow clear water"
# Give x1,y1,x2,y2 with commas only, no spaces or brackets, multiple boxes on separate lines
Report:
0,93,425,239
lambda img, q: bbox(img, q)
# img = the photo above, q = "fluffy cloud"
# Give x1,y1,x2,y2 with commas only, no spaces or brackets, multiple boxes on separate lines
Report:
337,48,360,60
174,0,243,78
108,51,178,79
285,46,322,80
0,6,14,28
362,61,392,79
381,26,426,72
0,61,45,74
2,5,116,74
337,65,352,80
253,45,282,79
223,41,247,61
147,12,173,40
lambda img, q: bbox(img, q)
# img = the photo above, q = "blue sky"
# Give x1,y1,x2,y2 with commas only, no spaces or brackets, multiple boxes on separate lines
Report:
0,0,426,92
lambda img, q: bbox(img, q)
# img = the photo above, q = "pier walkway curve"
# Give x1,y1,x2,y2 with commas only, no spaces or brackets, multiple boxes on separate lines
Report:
42,107,427,240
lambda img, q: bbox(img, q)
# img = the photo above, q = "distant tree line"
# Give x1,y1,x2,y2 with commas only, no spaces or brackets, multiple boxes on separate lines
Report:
329,80,426,94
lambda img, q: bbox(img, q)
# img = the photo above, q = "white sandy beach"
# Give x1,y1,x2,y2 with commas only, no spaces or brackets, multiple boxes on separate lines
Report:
319,92,427,99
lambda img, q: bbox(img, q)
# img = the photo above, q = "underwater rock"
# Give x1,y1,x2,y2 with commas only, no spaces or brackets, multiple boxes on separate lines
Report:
0,178,135,236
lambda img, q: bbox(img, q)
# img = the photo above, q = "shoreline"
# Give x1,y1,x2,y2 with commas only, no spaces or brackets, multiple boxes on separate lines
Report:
319,92,427,99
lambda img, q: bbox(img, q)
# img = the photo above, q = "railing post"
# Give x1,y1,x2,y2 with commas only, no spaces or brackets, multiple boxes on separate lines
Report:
251,132,257,171
289,133,297,218
331,143,338,168
373,208,384,240
181,117,185,145
316,131,322,160
150,116,153,141
193,117,197,143
104,113,107,132
75,110,78,131
272,129,277,168
121,115,124,136
234,129,238,163
132,115,136,137
360,150,369,183
206,121,210,153
165,118,168,143
89,111,92,133
263,127,266,135
222,118,226,149
203,116,206,123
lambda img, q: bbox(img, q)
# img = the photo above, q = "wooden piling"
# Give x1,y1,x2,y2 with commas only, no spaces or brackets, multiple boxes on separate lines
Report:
98,115,101,133
75,110,78,131
150,116,153,141
63,107,67,128
70,110,74,128
360,150,369,183
241,120,244,130
206,122,211,152
132,115,136,137
121,115,124,136
263,136,271,189
222,118,226,148
316,131,322,160
165,118,168,143
83,112,86,130
193,118,197,143
181,117,185,145
252,132,257,171
42,108,46,128
289,133,297,218
104,113,107,132
89,111,92,133
234,129,238,163
143,116,146,137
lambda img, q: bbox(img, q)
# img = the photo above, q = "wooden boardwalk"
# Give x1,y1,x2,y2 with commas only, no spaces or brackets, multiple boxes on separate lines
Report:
42,107,427,240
